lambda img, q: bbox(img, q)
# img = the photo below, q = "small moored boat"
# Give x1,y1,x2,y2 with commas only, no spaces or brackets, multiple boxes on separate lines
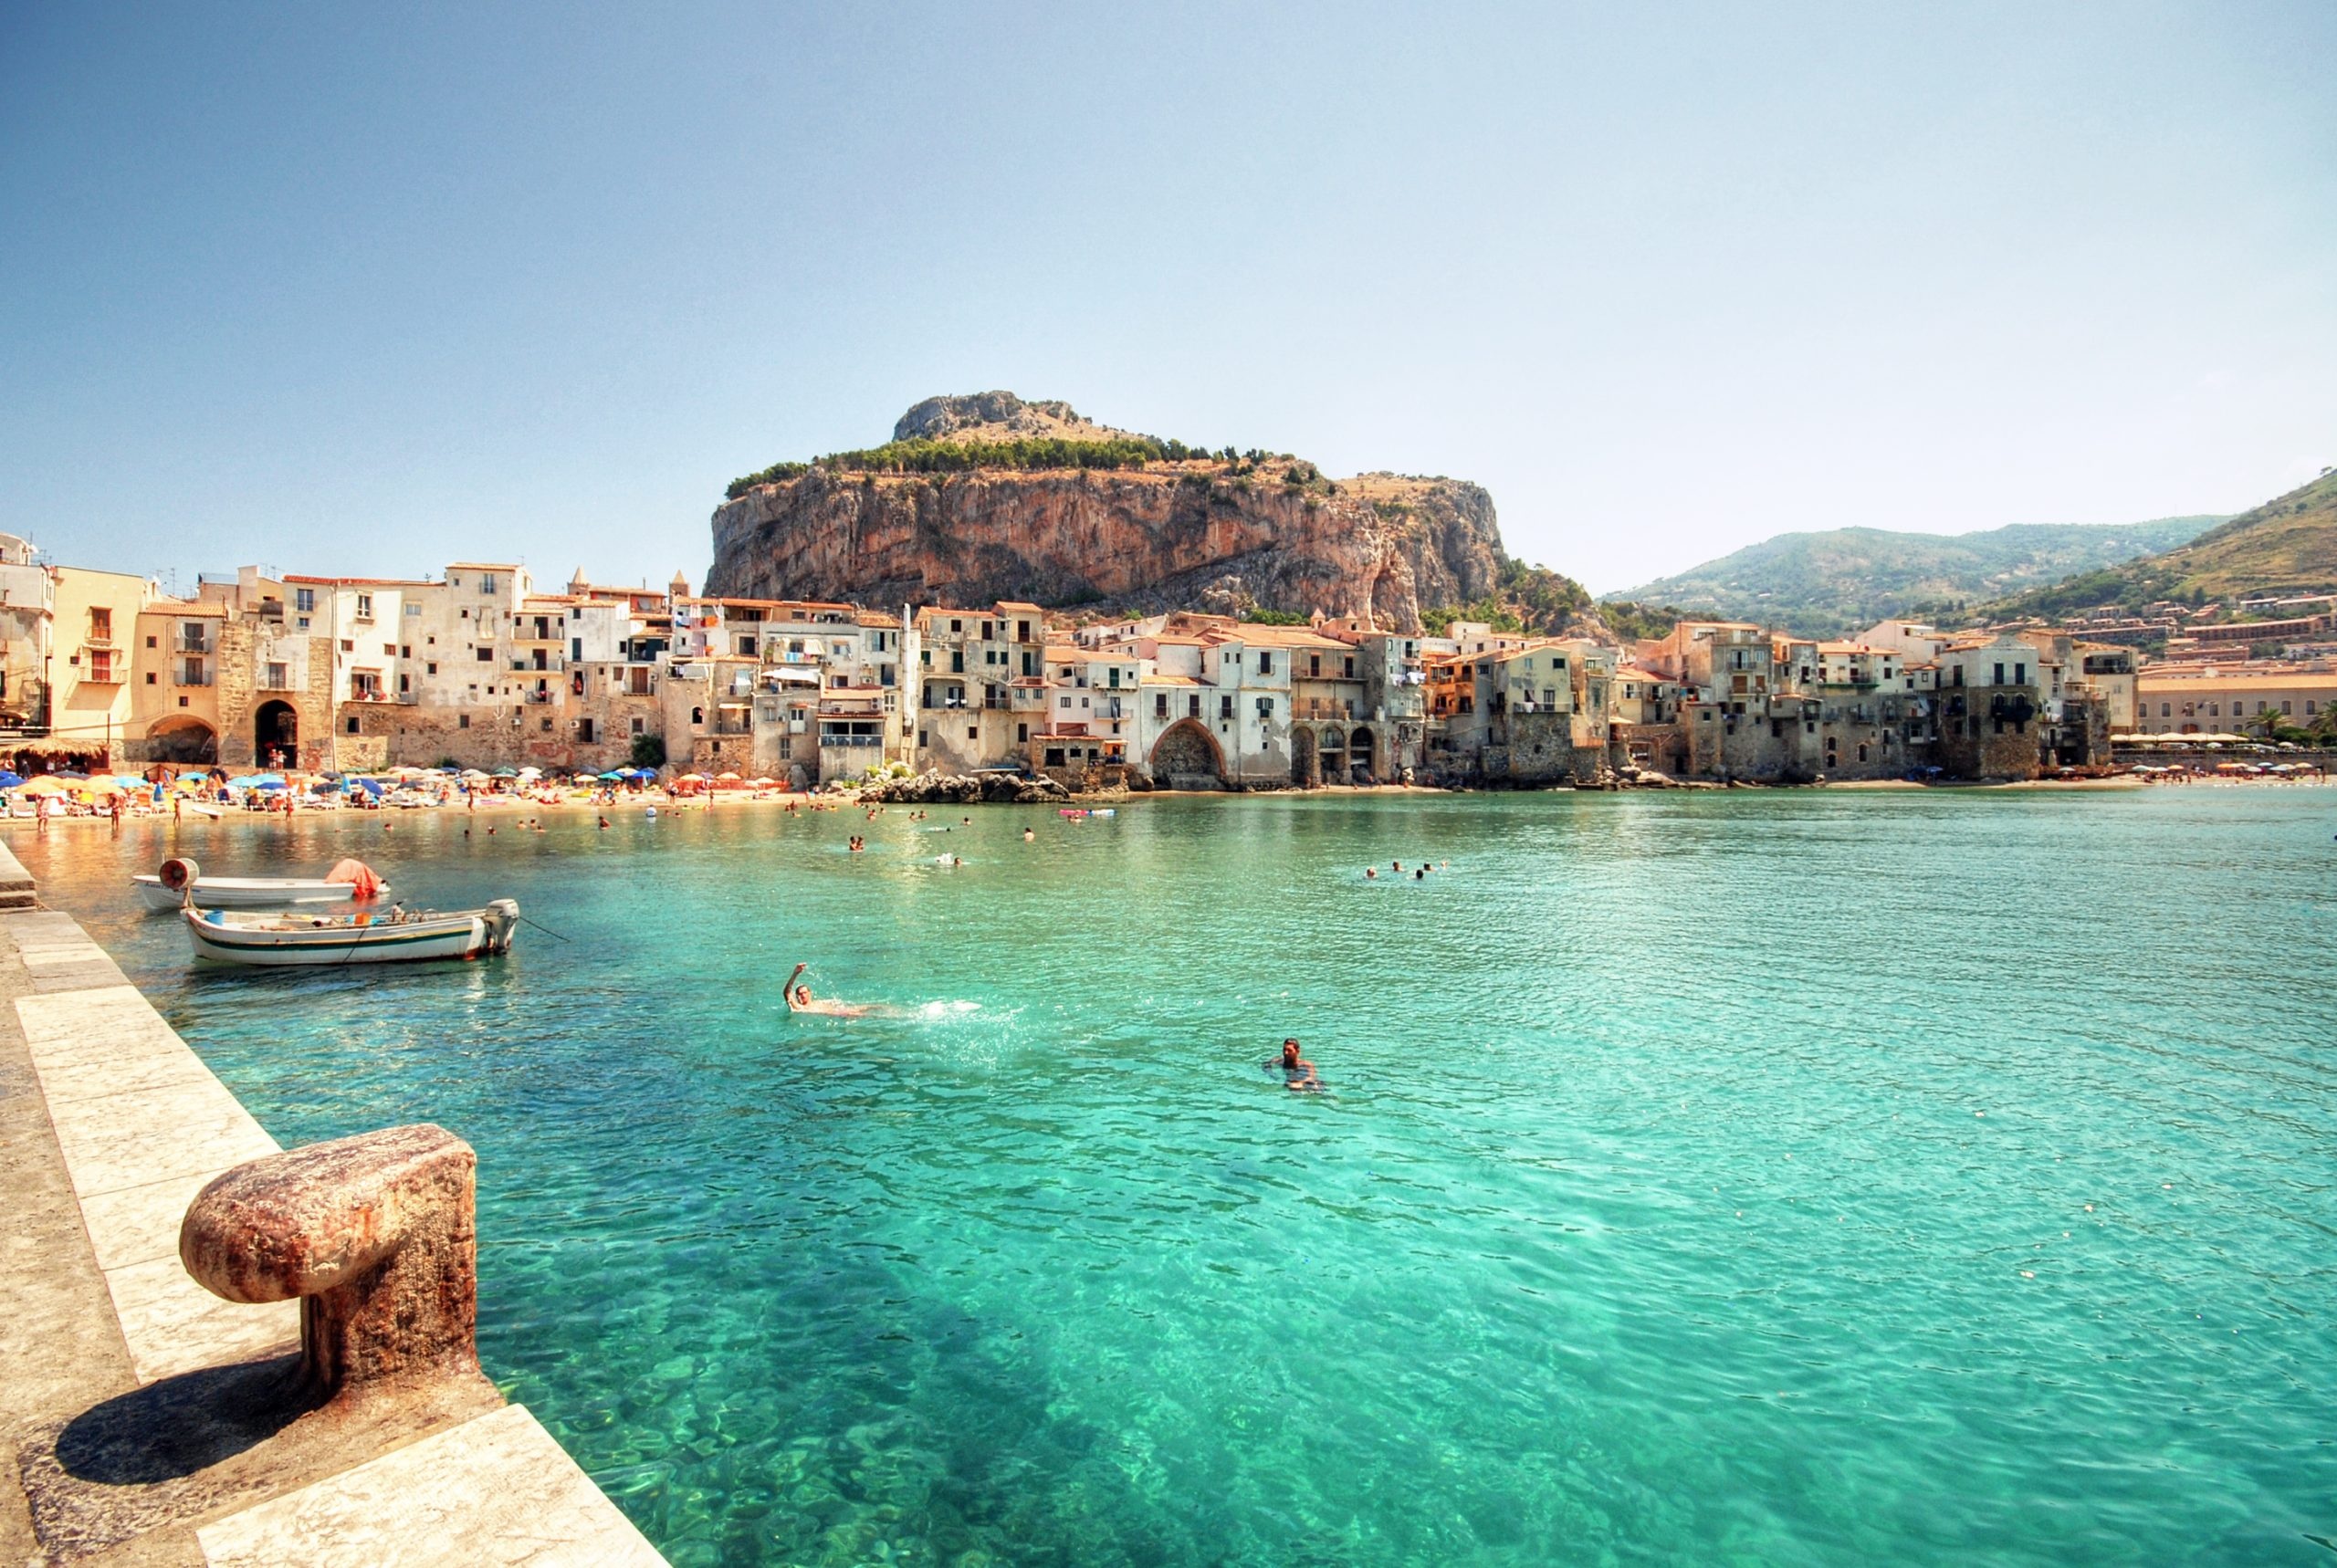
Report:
135,856,387,913
181,899,520,967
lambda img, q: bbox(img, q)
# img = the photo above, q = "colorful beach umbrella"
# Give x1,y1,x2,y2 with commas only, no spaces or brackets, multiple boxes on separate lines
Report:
0,771,22,789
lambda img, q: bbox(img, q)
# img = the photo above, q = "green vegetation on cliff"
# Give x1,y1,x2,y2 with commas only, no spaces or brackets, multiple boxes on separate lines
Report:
1612,517,2221,637
1421,559,1595,637
1974,470,2337,622
728,435,1219,498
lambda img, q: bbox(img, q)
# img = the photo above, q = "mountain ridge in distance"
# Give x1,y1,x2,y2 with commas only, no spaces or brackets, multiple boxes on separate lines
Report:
1968,468,2337,623
1608,516,2224,638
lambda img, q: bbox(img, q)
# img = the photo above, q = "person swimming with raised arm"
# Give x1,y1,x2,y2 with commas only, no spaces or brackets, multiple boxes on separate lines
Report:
787,963,875,1018
1270,1038,1321,1092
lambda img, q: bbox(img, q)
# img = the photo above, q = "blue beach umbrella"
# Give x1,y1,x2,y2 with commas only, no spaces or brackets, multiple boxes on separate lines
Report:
0,771,22,789
58,769,89,779
597,770,624,781
353,778,384,798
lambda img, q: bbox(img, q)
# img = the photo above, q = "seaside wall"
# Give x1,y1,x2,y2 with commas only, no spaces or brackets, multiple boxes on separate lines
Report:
0,853,665,1564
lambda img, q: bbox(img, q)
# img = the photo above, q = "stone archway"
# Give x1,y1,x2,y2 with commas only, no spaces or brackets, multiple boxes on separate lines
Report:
1290,726,1321,789
1148,718,1226,789
1318,727,1346,785
1347,725,1376,783
254,700,298,768
146,715,218,765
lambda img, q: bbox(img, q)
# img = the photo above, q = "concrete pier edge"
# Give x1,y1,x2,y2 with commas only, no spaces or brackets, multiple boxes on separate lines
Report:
0,843,665,1565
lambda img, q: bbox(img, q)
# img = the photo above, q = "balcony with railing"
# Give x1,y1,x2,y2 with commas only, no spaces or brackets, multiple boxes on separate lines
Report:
1294,698,1356,721
177,628,212,653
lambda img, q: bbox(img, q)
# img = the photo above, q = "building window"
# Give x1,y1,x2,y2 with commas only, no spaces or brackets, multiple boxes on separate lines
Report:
266,662,288,688
1256,696,1273,718
540,717,552,732
345,716,360,734
477,646,493,661
1189,695,1200,719
631,716,645,736
967,727,978,741
1221,695,1234,720
479,574,497,594
1156,693,1168,718
1016,723,1028,742
1258,652,1273,674
145,672,157,685
578,718,596,742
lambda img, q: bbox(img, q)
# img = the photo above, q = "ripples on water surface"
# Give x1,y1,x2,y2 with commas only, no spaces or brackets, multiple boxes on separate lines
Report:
19,788,2337,1566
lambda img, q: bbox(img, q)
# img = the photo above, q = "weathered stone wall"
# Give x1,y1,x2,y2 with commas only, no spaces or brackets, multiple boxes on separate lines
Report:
1615,722,1689,774
1934,687,2046,780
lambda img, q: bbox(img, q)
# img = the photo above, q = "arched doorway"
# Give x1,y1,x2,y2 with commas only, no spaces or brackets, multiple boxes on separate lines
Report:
1347,726,1376,783
1317,727,1346,786
254,700,299,768
1148,719,1226,789
146,716,217,765
1290,727,1321,789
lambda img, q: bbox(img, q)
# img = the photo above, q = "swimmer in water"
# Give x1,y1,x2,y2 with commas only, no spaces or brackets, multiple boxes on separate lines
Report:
1365,867,1378,879
1270,1038,1321,1092
786,963,875,1018
1023,827,1035,841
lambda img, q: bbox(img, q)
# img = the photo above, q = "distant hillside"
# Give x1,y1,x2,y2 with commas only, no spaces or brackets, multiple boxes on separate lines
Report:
1976,470,2337,622
1611,517,2221,637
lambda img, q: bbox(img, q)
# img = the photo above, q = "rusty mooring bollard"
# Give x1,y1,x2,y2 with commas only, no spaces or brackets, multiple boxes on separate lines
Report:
180,1124,481,1404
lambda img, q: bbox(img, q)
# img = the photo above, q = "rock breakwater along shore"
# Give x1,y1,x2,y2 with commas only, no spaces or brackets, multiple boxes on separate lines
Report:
857,769,1074,805
707,392,1519,632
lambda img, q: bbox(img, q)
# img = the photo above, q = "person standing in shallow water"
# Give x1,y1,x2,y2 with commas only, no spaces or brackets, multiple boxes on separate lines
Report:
1271,1038,1321,1092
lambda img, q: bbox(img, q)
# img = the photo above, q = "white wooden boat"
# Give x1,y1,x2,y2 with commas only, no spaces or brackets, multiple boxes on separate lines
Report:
134,856,386,912
181,900,519,967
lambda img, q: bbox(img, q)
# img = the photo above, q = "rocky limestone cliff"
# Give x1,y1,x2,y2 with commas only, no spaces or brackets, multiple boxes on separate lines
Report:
707,396,1526,632
892,392,1132,444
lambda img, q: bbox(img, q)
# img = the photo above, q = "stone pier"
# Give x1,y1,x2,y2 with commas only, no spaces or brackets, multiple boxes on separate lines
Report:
0,839,665,1565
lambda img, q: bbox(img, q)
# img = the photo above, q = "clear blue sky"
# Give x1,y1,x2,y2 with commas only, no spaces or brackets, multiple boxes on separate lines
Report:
5,3,2332,595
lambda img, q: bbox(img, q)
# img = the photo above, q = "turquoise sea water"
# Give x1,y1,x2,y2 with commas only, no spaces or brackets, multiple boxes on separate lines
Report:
16,787,2337,1567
